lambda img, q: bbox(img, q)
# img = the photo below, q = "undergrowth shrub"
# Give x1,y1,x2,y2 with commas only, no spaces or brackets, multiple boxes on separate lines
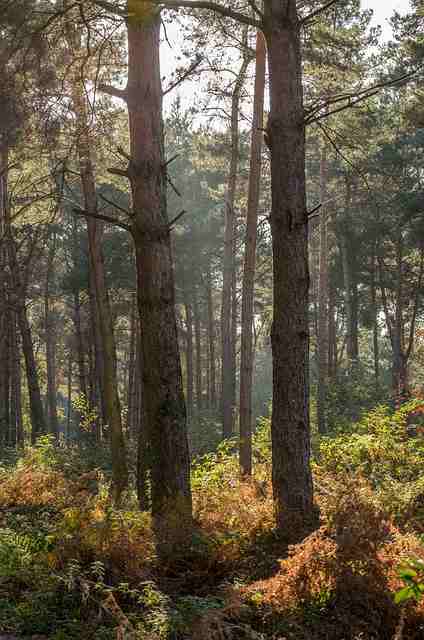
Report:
246,480,424,639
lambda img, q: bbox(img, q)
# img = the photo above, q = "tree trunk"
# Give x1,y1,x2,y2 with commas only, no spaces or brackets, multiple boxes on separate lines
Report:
370,251,380,390
10,310,23,447
263,1,316,539
317,141,329,435
127,292,137,435
4,225,46,443
126,10,192,548
184,295,194,420
44,230,59,438
328,282,337,381
66,354,73,440
221,50,250,439
64,8,128,500
206,262,217,410
340,178,359,367
193,287,203,412
18,301,46,443
239,29,266,476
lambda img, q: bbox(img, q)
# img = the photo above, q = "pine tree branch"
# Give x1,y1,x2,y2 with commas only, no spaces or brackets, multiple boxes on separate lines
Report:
301,0,341,25
91,0,126,17
148,0,261,28
163,55,203,95
305,66,424,125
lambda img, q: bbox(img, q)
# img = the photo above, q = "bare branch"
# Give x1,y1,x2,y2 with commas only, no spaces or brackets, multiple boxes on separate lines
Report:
98,83,128,101
99,194,132,217
162,154,180,169
73,206,131,232
167,175,182,197
169,209,187,227
108,167,130,178
307,203,322,219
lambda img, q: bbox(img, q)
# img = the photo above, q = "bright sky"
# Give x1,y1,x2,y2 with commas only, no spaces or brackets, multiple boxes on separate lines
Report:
362,0,410,38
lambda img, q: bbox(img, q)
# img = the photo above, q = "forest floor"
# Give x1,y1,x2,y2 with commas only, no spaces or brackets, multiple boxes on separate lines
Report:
0,404,423,639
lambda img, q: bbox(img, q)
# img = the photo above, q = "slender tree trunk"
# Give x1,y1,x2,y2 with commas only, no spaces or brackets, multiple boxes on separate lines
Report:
184,295,194,420
263,1,316,539
18,302,46,443
4,223,46,443
370,251,380,390
0,147,11,448
126,10,192,547
10,311,23,447
206,262,216,410
73,288,87,401
239,29,266,476
66,354,73,440
317,142,329,435
193,287,203,412
328,282,337,381
340,178,359,367
64,9,128,499
221,48,250,439
44,231,59,438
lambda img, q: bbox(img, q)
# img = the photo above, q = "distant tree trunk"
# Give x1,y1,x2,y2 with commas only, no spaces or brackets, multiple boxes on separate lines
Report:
340,178,359,367
317,142,329,435
88,270,105,435
193,287,203,412
184,295,194,420
239,29,266,477
64,8,128,500
66,355,73,440
370,250,380,390
73,288,87,401
328,283,337,381
125,10,192,547
44,231,59,438
263,0,316,539
221,49,250,439
206,262,217,410
4,220,46,443
18,299,46,443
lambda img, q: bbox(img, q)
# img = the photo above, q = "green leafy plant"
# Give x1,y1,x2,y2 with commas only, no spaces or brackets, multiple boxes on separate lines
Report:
395,557,424,604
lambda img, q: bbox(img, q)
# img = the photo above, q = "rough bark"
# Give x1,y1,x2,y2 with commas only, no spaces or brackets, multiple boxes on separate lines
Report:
239,29,266,476
127,292,137,435
126,9,192,548
263,0,316,539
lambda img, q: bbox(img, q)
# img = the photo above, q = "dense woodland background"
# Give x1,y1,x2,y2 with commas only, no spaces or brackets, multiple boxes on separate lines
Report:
0,0,424,639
